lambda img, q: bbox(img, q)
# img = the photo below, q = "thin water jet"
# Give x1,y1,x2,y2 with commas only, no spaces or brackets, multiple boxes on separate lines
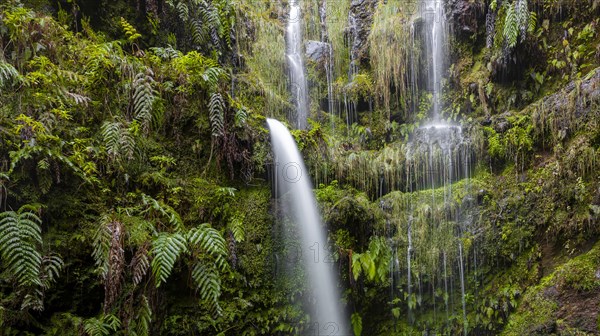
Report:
268,118,346,335
287,0,309,129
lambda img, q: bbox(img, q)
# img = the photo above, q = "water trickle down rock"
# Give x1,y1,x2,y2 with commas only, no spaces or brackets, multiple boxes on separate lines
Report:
305,40,332,63
346,0,378,74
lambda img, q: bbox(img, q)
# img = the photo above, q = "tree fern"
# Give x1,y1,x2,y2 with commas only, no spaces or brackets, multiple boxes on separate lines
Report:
191,262,222,315
0,205,43,287
132,70,157,133
208,92,225,138
151,232,187,287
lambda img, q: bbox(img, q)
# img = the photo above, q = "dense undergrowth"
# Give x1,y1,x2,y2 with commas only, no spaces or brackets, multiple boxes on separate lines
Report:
0,0,599,335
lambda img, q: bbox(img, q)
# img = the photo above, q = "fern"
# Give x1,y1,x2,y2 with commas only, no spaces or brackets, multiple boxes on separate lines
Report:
228,215,245,243
131,243,150,286
132,70,157,133
131,295,152,336
503,4,519,48
84,314,121,336
191,262,222,315
101,121,136,163
208,92,225,138
39,254,64,290
150,46,182,60
515,0,530,41
0,205,43,288
151,232,187,287
176,1,189,21
234,106,248,128
201,63,224,88
92,214,112,278
351,312,363,336
190,19,210,46
0,60,23,88
187,223,228,265
141,194,184,231
120,17,142,42
504,0,531,48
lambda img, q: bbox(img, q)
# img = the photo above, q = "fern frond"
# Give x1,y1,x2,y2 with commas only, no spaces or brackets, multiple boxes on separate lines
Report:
92,213,112,278
141,194,184,230
198,1,222,35
191,262,222,315
229,215,245,243
101,121,136,163
176,1,189,21
0,206,43,288
503,4,519,48
208,93,225,138
103,220,124,311
528,10,537,34
132,295,152,336
131,243,150,286
132,70,157,133
234,106,248,127
0,60,23,88
190,19,210,46
39,254,64,290
120,17,142,42
187,223,228,263
151,232,187,287
515,0,530,41
201,65,224,88
84,314,121,336
150,46,182,60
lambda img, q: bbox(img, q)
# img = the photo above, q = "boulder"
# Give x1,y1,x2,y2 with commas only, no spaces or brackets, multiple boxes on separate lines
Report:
305,40,331,63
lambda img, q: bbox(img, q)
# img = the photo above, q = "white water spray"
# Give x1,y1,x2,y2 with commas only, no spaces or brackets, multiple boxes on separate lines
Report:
268,118,345,334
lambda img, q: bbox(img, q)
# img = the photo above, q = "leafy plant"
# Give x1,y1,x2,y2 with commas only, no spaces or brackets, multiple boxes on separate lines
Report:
209,92,225,138
151,232,188,287
132,70,158,133
84,314,121,336
0,205,43,288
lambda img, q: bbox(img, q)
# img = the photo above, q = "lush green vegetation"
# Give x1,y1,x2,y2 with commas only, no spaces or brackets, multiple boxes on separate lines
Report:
0,0,599,335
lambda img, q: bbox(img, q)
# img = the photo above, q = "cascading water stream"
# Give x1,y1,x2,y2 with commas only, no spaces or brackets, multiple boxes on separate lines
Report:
286,0,309,129
427,0,446,120
268,118,346,335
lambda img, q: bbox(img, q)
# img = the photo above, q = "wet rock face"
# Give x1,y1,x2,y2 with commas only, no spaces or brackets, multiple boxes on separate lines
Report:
447,0,485,39
305,40,331,63
347,0,378,70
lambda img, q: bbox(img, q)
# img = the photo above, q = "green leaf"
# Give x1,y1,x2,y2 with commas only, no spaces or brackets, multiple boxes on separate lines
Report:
351,312,362,336
151,232,187,287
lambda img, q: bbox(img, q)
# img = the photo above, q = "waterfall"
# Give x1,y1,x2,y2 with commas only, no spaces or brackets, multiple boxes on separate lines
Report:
424,0,447,121
287,0,309,129
268,118,346,334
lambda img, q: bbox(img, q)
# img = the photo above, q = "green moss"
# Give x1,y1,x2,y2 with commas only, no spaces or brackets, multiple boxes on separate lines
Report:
557,242,600,291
